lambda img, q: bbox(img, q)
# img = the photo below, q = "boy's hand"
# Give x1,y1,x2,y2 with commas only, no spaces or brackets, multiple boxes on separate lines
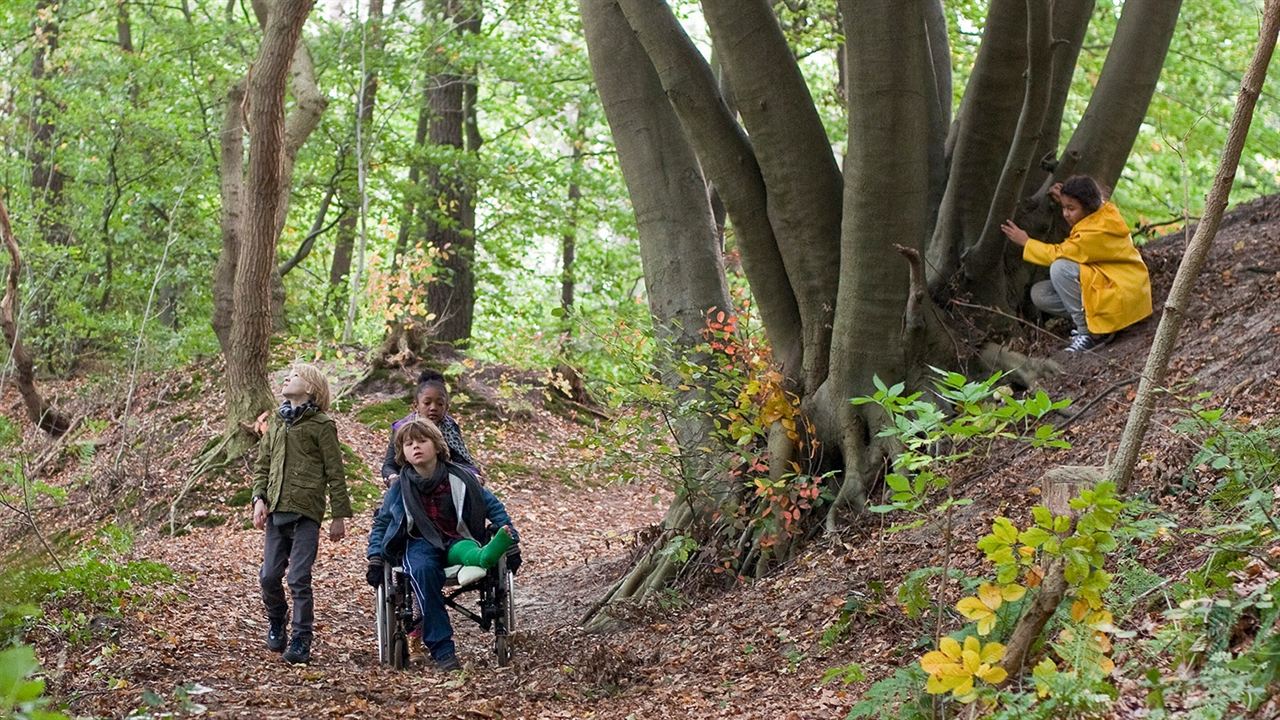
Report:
384,473,398,488
329,517,346,542
252,499,267,530
1000,219,1029,247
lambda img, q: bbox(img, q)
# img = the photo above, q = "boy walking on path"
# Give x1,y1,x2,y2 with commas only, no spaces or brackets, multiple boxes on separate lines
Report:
250,364,352,664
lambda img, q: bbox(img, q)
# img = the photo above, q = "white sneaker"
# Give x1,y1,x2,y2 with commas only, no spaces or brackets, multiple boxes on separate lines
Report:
456,566,487,586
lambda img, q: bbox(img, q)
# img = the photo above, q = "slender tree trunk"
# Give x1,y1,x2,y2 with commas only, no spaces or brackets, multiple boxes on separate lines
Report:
225,0,316,443
617,0,804,385
559,106,584,345
329,207,356,326
212,81,247,353
1064,0,1184,191
963,0,1054,308
701,0,841,393
425,0,482,346
0,199,70,436
336,0,385,340
29,0,67,250
1110,0,1279,493
926,0,1027,294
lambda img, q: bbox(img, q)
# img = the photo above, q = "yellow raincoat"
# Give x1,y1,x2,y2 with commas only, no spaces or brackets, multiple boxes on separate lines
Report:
1023,201,1152,334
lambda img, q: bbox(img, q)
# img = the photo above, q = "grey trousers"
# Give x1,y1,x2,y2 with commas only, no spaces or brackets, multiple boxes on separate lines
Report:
1030,258,1088,334
260,516,320,640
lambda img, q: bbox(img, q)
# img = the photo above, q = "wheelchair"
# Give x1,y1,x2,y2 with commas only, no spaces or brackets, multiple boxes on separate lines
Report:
374,550,515,669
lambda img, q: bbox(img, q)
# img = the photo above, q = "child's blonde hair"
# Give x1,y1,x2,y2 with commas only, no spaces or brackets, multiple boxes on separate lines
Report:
394,418,451,465
292,363,332,411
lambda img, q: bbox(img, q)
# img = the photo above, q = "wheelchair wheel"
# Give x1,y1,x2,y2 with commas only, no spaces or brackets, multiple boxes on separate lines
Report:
494,555,515,667
392,635,409,670
375,582,391,664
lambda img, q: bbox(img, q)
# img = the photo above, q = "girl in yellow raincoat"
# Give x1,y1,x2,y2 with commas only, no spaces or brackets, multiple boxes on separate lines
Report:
1001,175,1152,353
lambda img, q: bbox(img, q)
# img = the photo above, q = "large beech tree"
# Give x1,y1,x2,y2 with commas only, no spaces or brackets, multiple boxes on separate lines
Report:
579,0,1183,618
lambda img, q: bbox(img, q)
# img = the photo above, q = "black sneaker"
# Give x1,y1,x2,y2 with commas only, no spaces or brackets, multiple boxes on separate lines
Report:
282,636,312,664
266,618,287,653
1065,331,1112,353
434,654,462,671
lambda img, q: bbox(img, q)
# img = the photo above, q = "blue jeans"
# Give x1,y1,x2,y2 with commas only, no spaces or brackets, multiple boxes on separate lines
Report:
402,537,455,661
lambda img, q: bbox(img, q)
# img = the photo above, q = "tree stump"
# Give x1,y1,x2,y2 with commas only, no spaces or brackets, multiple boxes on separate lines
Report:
1040,465,1104,516
1002,465,1104,679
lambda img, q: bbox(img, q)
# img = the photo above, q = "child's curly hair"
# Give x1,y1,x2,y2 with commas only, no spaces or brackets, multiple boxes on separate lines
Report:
394,418,451,465
292,363,332,411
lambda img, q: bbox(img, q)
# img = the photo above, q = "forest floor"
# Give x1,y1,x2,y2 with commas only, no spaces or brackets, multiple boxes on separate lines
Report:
5,193,1280,719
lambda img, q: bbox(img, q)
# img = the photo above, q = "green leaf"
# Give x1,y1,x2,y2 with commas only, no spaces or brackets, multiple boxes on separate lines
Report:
1018,526,1054,549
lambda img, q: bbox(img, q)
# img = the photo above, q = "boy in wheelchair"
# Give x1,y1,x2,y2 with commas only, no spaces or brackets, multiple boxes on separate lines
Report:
366,418,520,670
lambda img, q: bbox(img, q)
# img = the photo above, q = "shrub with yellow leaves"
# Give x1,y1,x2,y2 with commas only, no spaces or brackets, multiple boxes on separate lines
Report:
920,635,1009,702
955,582,1027,635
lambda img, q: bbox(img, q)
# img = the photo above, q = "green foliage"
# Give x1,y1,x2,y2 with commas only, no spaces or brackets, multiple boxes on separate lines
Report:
0,645,66,720
896,567,968,620
820,661,865,686
853,369,1070,529
845,666,932,720
0,526,177,646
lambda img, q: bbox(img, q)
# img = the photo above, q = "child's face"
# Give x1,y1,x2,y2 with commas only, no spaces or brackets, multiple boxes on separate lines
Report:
281,370,311,399
416,387,448,423
1060,195,1088,227
402,437,438,467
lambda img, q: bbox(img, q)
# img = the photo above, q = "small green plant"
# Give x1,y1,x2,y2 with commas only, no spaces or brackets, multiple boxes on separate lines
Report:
821,661,866,686
0,644,67,720
853,369,1071,531
845,665,932,720
1,525,177,645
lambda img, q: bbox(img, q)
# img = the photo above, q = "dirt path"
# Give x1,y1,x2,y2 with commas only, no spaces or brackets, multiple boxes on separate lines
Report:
56,425,672,718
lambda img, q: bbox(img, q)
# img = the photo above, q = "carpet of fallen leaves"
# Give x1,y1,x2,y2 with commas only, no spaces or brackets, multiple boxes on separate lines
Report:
5,194,1280,719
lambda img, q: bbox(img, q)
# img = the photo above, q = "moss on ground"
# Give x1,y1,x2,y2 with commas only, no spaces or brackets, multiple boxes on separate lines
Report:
355,397,412,430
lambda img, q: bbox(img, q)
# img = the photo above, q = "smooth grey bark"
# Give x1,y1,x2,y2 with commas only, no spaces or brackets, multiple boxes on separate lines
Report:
923,0,951,219
926,0,1028,294
616,0,804,385
1110,0,1279,493
580,0,731,620
1019,0,1095,201
1064,0,1184,191
212,81,246,353
819,0,940,527
964,0,1054,306
701,0,841,393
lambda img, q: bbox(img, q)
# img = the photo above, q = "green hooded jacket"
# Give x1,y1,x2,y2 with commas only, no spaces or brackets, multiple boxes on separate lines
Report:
251,408,352,524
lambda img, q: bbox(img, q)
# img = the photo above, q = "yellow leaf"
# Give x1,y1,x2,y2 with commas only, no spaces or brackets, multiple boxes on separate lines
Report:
979,642,1006,665
978,583,1004,610
956,596,992,621
977,664,1008,684
1070,599,1089,622
939,636,962,660
920,651,954,675
977,614,997,636
1001,583,1027,602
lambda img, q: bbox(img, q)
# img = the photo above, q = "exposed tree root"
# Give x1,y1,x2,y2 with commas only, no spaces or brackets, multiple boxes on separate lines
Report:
978,342,1061,389
169,429,255,535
